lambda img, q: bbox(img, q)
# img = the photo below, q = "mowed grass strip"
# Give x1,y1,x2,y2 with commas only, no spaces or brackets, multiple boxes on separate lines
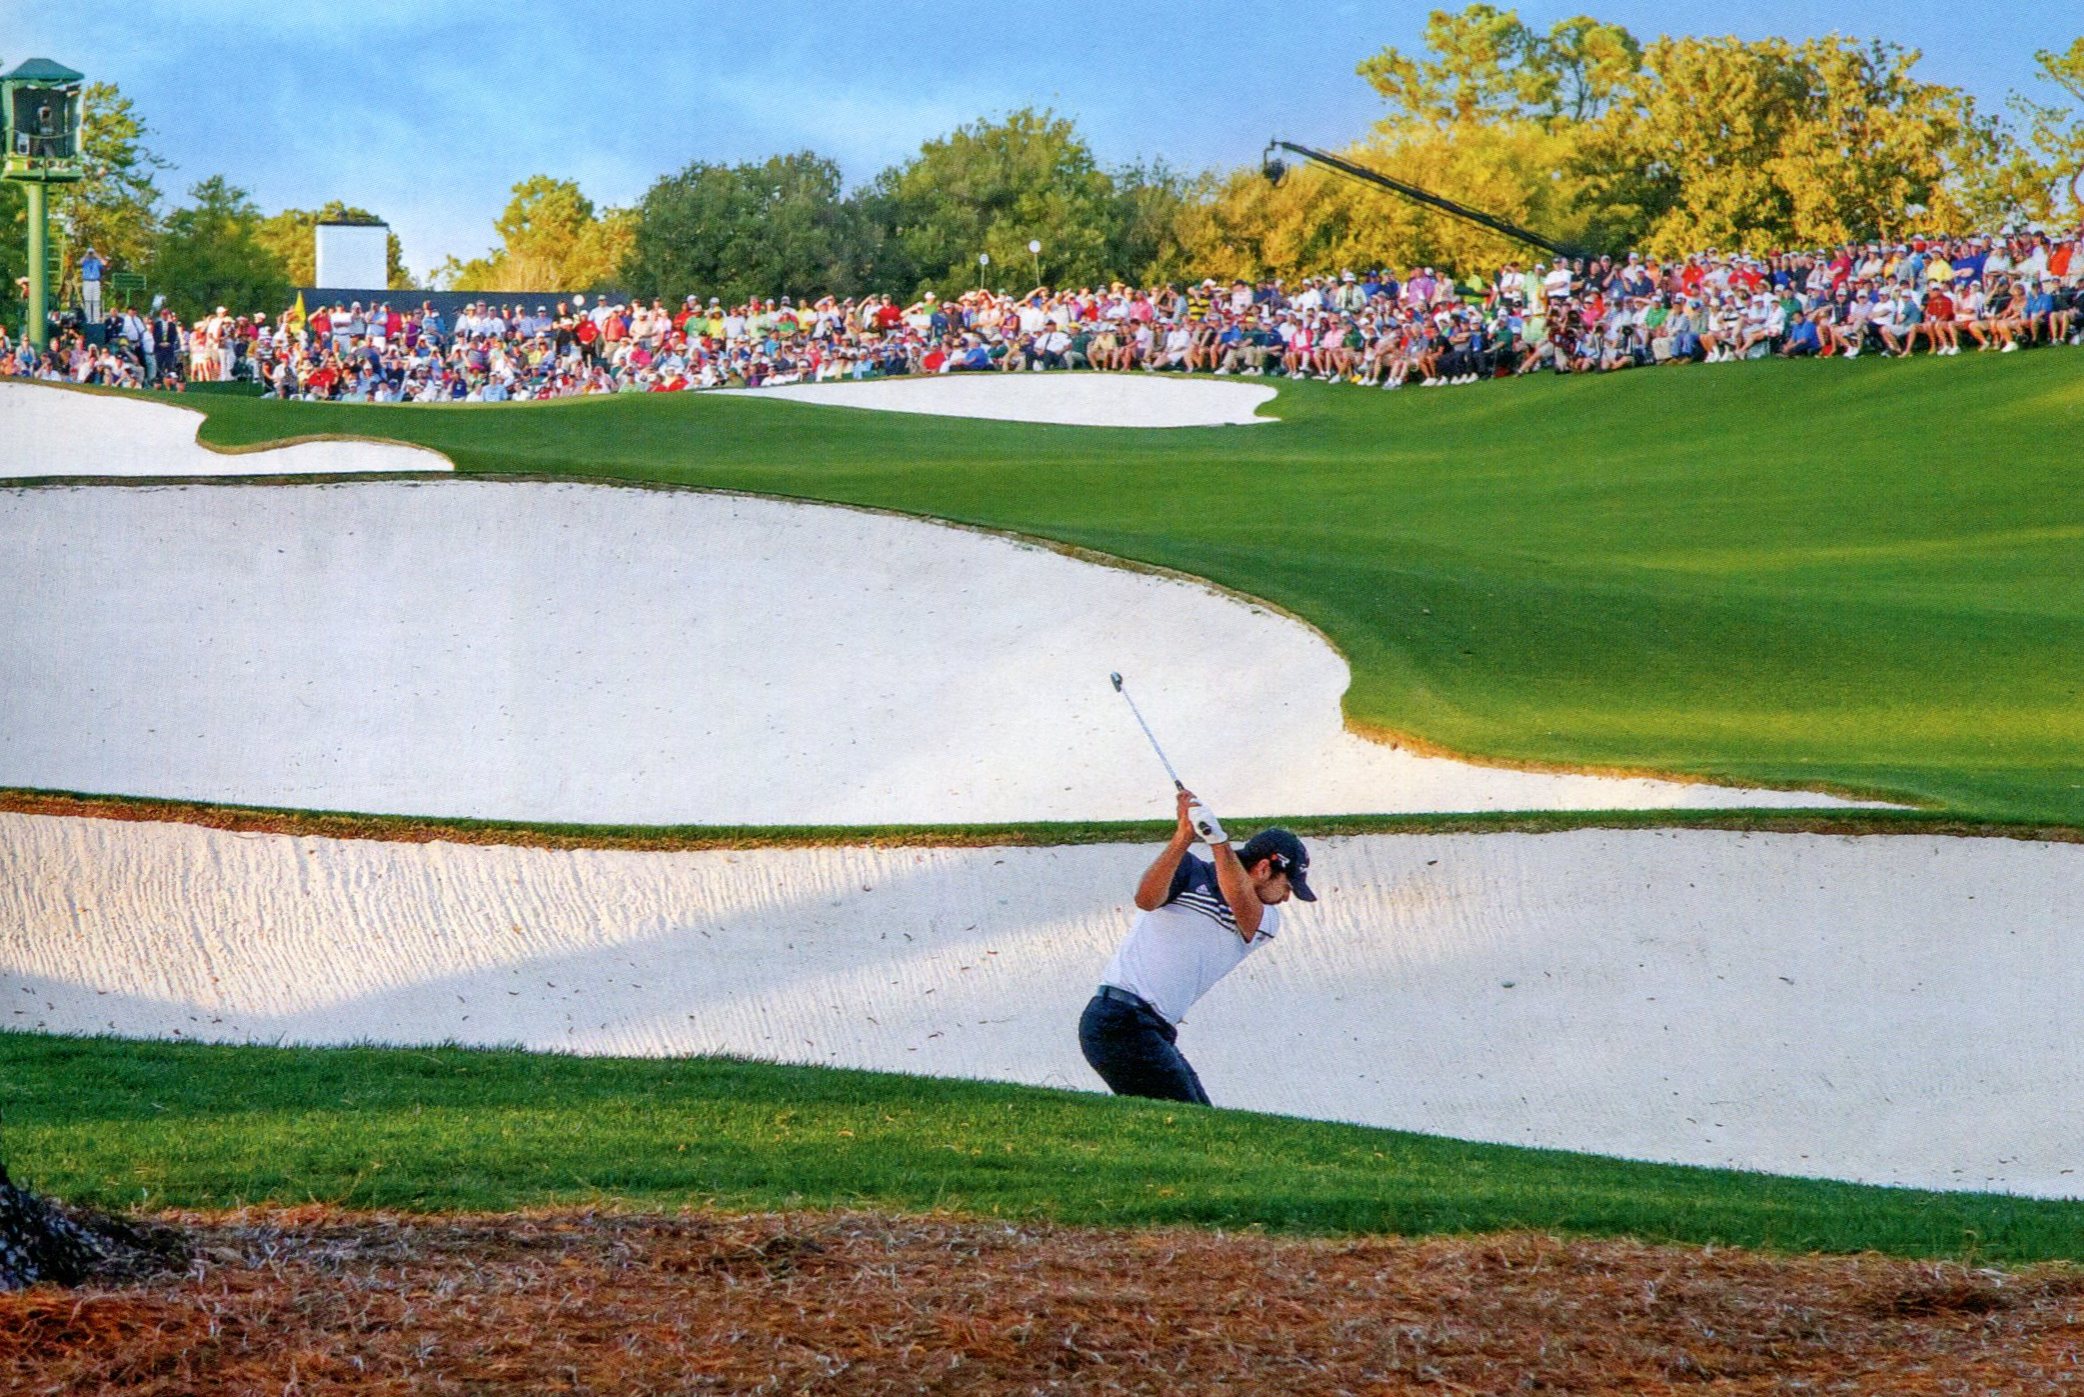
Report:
165,353,2084,824
7,1033,2080,1263
10,785,2078,850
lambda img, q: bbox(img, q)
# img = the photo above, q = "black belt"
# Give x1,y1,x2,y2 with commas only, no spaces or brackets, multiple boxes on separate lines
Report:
1095,985,1155,1013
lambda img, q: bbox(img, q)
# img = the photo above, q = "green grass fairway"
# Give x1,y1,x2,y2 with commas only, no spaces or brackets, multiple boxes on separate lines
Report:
6,1034,2079,1262
161,355,2084,825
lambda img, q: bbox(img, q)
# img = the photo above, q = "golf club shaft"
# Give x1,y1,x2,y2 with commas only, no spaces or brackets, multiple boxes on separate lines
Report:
1111,674,1186,791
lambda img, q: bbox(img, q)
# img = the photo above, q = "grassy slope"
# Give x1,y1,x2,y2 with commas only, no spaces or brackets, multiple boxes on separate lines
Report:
22,367,2071,1256
172,356,2084,825
8,1033,2080,1263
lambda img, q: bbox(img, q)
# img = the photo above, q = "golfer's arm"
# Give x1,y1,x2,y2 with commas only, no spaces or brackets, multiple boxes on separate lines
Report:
1133,834,1194,910
1207,841,1264,940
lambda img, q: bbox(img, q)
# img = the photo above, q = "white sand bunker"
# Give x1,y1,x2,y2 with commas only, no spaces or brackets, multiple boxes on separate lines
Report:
5,815,2075,1197
0,380,451,477
0,479,1867,824
730,373,1276,427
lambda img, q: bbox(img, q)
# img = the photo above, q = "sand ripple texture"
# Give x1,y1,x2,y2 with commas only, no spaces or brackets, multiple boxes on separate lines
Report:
726,372,1278,426
0,381,451,477
5,813,2077,1197
0,478,1866,824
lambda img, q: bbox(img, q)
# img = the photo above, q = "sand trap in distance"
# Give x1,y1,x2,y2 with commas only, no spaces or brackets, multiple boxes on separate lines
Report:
0,381,451,477
0,479,1872,823
5,814,2073,1197
730,373,1277,427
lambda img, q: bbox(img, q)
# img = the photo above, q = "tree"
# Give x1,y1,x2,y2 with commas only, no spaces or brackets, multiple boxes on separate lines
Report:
1602,35,1809,253
151,177,291,319
1176,121,1592,283
437,176,632,292
622,152,860,303
873,109,1125,297
255,203,412,289
1609,33,2010,252
617,116,1207,304
51,82,165,299
1980,38,2084,224
1170,162,1370,284
1358,4,1548,125
1108,160,1208,286
0,174,22,335
1533,16,1642,123
1343,7,2036,268
1774,38,2002,244
1356,7,1636,126
1345,9,1655,269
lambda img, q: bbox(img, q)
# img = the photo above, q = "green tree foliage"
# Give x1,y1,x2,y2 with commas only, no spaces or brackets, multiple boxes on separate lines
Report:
622,153,861,303
150,177,290,319
0,172,21,335
1981,38,2084,223
51,82,165,300
255,203,412,289
619,114,1197,302
0,71,164,325
873,108,1124,297
1106,160,1206,285
437,176,631,293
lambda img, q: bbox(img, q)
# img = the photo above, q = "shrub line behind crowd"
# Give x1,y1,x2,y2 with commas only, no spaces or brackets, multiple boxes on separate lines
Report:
7,227,2082,402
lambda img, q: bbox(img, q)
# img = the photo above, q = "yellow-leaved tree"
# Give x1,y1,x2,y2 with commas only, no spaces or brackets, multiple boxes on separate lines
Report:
1976,38,2084,224
1176,121,1592,284
438,176,634,293
1611,34,2008,255
1178,6,1644,281
1178,6,2045,280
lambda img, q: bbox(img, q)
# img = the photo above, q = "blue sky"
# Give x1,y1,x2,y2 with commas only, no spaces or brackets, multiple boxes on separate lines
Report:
1,1,2074,279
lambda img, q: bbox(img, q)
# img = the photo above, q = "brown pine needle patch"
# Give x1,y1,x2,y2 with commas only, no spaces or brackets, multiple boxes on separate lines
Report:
4,1207,2082,1394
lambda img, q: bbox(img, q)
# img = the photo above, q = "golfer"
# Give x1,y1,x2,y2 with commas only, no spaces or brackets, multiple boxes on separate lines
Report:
1079,788,1314,1105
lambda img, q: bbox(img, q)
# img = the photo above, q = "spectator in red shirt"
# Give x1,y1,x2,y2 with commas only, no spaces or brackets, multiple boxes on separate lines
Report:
1921,283,1960,355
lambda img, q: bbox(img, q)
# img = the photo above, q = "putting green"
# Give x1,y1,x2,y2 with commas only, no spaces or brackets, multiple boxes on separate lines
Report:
168,356,2084,825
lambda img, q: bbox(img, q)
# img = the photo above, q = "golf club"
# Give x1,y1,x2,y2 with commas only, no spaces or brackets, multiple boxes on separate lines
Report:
1109,671,1184,792
1112,672,1229,843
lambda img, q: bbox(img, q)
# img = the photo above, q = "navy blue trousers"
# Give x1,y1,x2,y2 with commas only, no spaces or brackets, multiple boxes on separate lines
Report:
1078,992,1211,1106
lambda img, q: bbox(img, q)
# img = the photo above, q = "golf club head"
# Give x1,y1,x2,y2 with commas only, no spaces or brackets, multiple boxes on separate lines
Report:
1109,671,1123,691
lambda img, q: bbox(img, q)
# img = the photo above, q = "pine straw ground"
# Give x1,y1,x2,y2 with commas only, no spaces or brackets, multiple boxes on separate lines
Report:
5,1208,2083,1394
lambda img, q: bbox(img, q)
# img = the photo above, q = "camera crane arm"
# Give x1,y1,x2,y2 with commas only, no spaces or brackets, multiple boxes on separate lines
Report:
1262,139,1590,263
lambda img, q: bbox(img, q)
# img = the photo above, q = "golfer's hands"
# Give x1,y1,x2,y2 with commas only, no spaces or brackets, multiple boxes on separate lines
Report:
1177,788,1227,846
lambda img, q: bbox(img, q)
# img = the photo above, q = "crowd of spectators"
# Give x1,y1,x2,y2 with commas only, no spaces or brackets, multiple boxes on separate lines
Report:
5,226,2080,402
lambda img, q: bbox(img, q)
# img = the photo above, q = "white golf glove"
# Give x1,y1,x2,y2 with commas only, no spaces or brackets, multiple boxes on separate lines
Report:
1188,802,1228,846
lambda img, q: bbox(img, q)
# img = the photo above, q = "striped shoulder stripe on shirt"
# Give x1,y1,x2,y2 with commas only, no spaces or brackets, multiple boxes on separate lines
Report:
1170,886,1238,930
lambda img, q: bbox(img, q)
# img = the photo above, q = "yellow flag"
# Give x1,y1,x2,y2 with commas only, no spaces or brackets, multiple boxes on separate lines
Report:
284,290,307,333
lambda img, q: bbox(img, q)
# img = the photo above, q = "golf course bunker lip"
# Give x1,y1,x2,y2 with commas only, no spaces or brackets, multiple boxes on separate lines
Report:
6,815,2075,1197
726,373,1278,427
0,381,453,478
0,478,1874,824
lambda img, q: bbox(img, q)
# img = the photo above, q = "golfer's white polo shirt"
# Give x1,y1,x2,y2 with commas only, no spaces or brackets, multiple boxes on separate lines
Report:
1099,853,1280,1025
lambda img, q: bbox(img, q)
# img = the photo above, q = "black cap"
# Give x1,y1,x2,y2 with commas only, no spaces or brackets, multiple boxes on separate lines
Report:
1237,828,1315,901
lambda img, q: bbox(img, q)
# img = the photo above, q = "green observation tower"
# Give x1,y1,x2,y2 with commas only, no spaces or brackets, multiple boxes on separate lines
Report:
2,58,86,353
